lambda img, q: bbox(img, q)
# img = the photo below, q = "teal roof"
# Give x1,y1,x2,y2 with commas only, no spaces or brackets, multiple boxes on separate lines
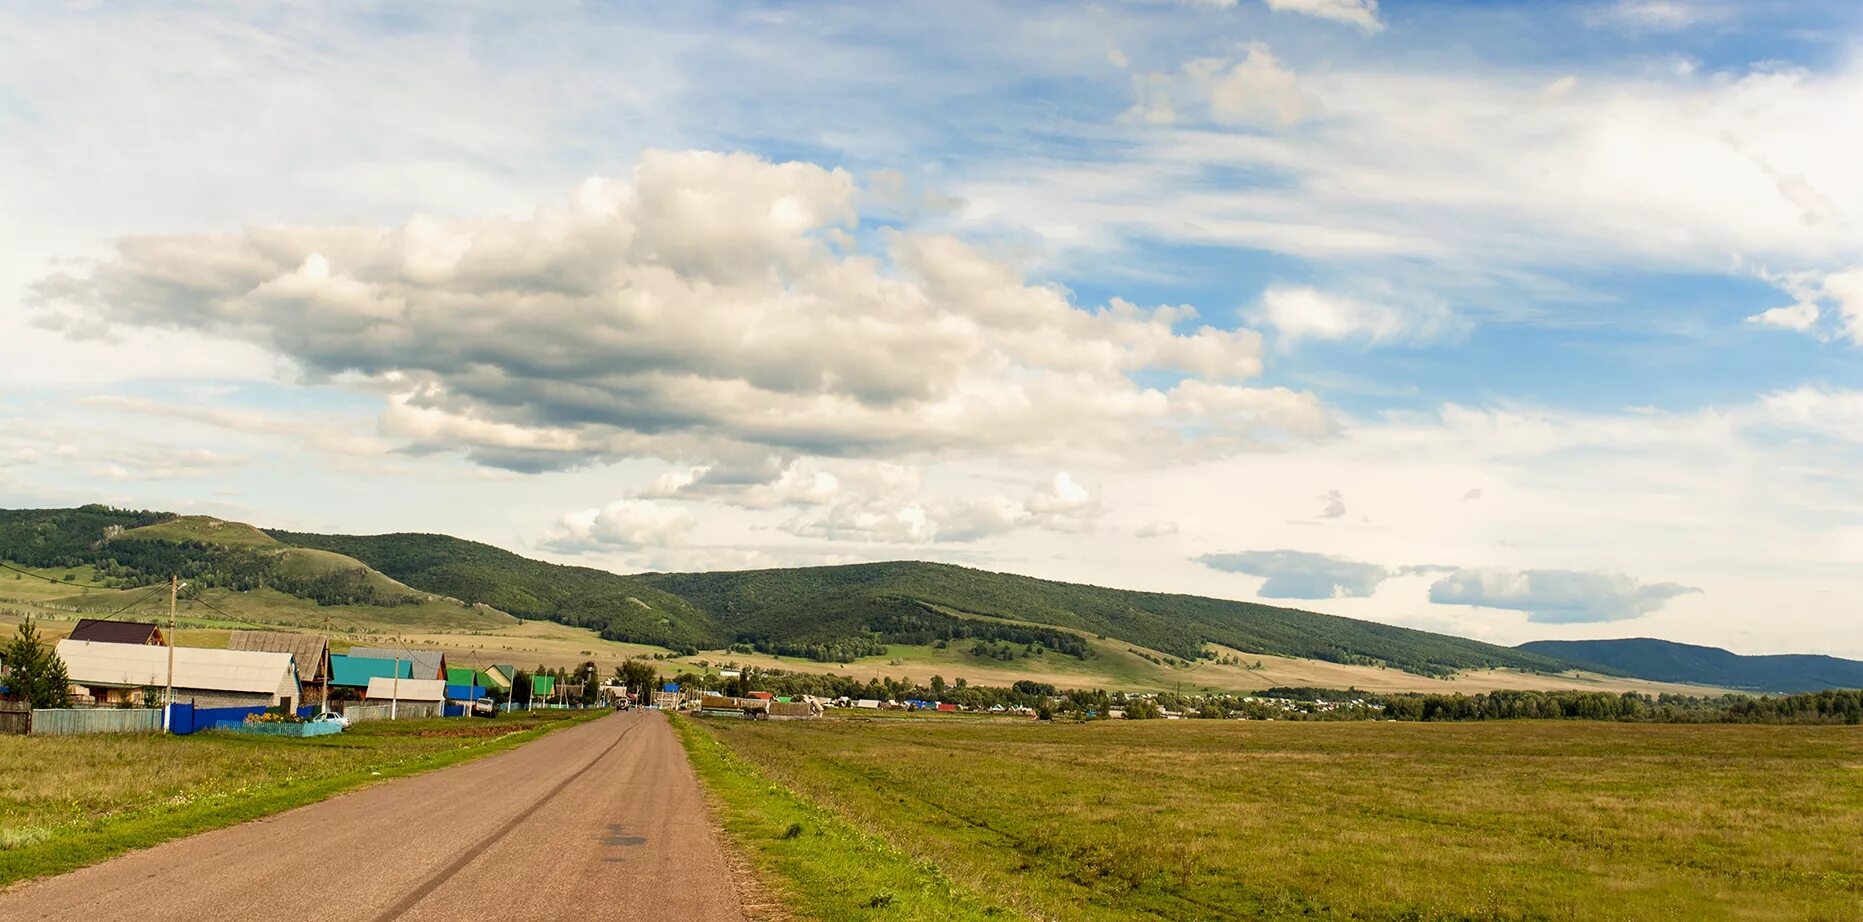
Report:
329,654,413,687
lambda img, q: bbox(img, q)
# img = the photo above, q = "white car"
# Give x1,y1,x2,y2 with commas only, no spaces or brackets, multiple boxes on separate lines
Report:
310,711,350,728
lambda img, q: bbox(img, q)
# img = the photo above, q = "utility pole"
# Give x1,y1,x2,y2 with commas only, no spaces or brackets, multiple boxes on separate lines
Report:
392,653,401,720
320,615,331,714
163,574,177,733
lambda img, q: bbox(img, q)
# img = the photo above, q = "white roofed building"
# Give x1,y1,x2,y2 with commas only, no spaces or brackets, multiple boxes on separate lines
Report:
363,677,446,702
55,639,301,709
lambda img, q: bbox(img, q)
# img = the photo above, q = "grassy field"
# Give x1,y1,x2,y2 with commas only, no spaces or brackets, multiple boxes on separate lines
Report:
689,717,1863,921
0,709,601,886
672,715,1008,921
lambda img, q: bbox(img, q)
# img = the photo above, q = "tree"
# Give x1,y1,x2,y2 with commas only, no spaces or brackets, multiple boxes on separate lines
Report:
929,675,946,697
4,617,72,708
618,659,659,703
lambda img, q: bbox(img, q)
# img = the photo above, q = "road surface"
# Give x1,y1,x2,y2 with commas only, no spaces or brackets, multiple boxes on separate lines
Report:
0,710,748,922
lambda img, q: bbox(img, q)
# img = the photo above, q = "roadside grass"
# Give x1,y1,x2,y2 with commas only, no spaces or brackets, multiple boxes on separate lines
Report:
672,715,1015,921
696,718,1863,921
0,709,602,886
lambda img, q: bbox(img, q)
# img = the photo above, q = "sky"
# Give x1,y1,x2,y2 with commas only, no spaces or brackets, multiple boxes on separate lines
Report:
2,0,1860,657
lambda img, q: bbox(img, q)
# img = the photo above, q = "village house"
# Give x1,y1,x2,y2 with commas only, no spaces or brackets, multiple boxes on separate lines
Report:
327,653,414,699
55,639,300,709
345,647,447,680
66,618,165,645
228,631,331,705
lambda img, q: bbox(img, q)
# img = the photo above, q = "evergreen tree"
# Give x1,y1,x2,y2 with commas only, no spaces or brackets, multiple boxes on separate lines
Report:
4,617,72,708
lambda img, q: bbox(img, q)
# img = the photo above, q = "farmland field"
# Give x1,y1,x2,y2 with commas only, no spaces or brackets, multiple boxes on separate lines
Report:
687,717,1863,921
0,709,601,886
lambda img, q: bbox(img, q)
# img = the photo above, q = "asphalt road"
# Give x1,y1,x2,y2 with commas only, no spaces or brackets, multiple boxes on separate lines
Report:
0,710,748,922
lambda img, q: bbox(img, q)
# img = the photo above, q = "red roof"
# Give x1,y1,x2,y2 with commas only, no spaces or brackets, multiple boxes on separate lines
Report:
746,691,774,699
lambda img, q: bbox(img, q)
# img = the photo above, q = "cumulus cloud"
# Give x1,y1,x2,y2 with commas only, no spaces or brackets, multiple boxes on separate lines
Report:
642,457,842,509
1134,520,1180,538
32,150,1323,474
1263,0,1382,32
1428,567,1699,623
1126,44,1314,128
1255,286,1461,348
543,499,695,552
1196,549,1391,598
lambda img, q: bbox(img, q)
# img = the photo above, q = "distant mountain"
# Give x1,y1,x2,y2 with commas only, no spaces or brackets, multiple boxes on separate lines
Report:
1517,638,1863,694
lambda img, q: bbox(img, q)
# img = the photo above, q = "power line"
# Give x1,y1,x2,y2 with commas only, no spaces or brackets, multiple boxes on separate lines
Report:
96,584,168,620
0,560,100,591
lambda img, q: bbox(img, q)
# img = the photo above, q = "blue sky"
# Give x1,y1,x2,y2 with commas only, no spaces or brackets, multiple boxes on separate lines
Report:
2,0,1860,656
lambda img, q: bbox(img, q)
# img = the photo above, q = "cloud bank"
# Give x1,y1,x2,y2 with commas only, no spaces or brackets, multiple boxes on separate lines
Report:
33,150,1326,474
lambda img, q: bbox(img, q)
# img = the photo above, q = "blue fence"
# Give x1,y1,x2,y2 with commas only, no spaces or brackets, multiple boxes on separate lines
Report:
165,703,269,735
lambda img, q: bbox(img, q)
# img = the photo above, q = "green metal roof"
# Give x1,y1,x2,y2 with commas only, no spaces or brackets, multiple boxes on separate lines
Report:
329,654,413,687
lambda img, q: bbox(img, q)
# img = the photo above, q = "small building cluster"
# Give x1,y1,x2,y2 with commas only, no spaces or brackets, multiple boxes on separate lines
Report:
2,616,561,736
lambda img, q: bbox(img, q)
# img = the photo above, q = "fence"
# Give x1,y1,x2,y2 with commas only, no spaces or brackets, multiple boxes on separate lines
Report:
28,708,163,736
0,703,27,735
341,701,440,724
166,703,272,735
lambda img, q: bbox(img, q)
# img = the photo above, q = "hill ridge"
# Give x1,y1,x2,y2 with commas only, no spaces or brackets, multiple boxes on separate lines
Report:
1518,638,1863,694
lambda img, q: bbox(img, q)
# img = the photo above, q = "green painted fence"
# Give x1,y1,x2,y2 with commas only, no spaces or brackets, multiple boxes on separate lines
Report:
28,708,163,736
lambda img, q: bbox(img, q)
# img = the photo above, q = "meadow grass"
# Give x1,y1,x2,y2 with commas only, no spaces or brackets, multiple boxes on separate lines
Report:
0,709,602,886
670,714,1014,921
691,717,1863,921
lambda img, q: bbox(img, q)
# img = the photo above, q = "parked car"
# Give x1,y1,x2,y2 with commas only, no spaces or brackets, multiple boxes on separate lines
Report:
310,711,350,728
472,697,497,717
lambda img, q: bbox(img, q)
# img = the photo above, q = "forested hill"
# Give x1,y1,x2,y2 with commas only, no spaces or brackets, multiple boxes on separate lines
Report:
1518,639,1863,694
265,529,719,650
4,505,1572,678
274,528,1569,677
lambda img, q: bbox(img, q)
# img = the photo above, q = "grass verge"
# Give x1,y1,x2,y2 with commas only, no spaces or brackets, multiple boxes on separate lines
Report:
672,714,1015,921
695,717,1863,921
0,709,603,887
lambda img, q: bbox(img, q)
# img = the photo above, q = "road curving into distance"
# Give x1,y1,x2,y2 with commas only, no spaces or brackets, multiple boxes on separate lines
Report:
0,710,747,922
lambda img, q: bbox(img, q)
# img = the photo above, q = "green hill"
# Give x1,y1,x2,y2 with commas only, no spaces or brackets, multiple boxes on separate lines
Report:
1518,639,1863,694
0,506,1609,681
272,531,1570,678
264,530,718,651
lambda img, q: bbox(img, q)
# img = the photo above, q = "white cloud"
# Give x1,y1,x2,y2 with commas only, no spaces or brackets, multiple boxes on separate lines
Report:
1197,548,1390,598
785,470,1103,544
543,499,696,552
1255,285,1461,348
33,150,1321,474
1590,1,1730,33
1318,489,1346,519
642,458,842,509
1428,568,1699,623
1760,267,1863,343
973,59,1863,283
1126,44,1315,128
1756,387,1863,442
1134,520,1180,538
1745,301,1820,333
1263,0,1382,32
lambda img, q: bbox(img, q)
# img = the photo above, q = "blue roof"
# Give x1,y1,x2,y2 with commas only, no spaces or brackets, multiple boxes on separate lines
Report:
661,682,680,692
329,654,413,687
